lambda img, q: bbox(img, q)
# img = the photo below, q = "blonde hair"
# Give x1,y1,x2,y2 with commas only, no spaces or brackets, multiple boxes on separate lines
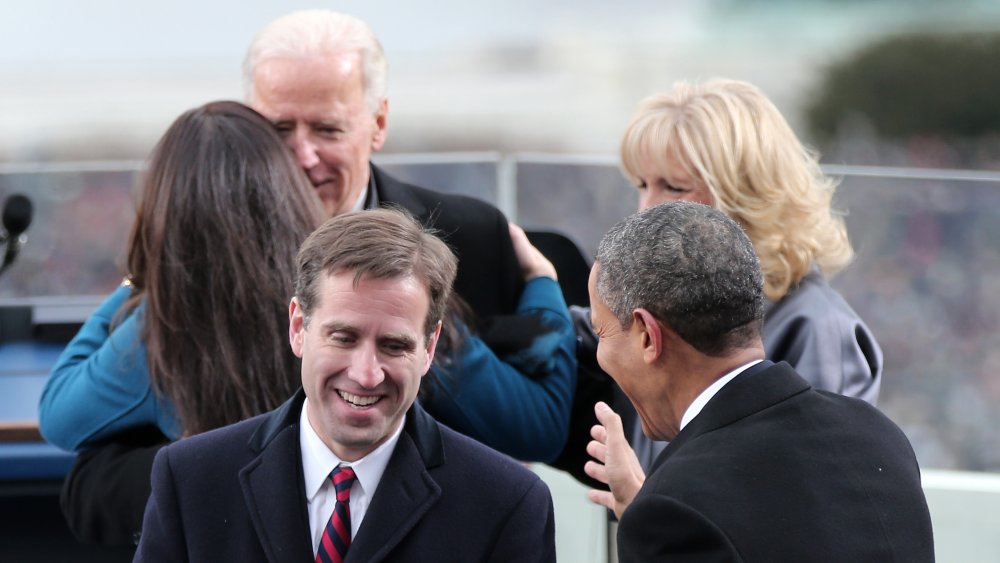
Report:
620,79,853,301
243,10,388,113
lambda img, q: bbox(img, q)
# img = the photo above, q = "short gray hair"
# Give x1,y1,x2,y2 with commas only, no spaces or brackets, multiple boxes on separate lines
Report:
595,202,764,356
243,9,388,113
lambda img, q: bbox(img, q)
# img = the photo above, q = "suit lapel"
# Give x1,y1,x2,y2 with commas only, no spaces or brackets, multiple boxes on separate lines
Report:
236,391,447,562
239,392,313,563
372,164,431,220
346,404,445,563
652,362,809,470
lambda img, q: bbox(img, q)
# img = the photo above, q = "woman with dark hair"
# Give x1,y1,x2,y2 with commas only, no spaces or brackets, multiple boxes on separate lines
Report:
38,99,576,548
38,99,577,458
39,100,326,449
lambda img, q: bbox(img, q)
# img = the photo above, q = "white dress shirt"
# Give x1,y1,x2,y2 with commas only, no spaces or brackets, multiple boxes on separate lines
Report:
349,184,368,213
679,360,763,432
299,400,404,555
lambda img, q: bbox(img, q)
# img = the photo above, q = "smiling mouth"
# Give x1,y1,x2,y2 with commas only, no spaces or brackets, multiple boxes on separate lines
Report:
338,390,381,408
310,174,340,187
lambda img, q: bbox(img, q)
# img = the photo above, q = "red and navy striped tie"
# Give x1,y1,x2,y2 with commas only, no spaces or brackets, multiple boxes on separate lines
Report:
316,465,357,563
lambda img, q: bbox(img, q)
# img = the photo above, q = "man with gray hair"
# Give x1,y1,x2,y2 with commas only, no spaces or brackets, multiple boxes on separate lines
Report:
244,9,523,320
584,202,933,562
57,11,577,548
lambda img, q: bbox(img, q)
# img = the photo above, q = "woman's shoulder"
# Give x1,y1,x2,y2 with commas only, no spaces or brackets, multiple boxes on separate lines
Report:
765,268,861,328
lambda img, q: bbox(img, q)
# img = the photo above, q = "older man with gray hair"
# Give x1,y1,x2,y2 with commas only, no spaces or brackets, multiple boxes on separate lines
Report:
57,12,577,548
584,202,933,562
243,10,524,321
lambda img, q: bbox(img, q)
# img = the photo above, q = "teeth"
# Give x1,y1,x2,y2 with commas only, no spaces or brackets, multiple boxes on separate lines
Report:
338,391,380,407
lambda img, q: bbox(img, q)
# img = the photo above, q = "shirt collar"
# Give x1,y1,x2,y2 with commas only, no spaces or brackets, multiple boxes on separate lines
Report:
353,168,379,212
299,399,404,502
680,359,763,431
350,183,369,213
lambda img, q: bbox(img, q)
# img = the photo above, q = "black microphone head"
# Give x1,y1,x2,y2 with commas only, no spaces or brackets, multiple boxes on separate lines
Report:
2,194,33,236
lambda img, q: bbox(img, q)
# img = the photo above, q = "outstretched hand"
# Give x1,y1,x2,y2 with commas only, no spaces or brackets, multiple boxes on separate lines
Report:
584,401,646,519
509,223,558,282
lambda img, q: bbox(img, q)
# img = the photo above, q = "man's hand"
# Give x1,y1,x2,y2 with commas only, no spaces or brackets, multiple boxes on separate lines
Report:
584,401,646,519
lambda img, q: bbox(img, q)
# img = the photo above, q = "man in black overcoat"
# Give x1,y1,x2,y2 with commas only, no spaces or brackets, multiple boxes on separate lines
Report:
583,202,934,562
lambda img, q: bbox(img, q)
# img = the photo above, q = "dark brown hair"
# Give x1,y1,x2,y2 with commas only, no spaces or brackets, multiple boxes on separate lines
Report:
294,207,458,340
124,101,325,436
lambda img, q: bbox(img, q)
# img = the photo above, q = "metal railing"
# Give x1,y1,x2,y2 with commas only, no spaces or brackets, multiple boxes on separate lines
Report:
3,153,997,561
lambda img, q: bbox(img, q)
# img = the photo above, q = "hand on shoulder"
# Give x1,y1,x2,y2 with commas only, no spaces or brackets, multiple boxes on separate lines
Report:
509,223,558,282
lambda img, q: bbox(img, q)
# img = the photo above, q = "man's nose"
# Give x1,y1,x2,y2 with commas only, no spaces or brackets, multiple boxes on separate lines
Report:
288,132,321,170
347,343,385,389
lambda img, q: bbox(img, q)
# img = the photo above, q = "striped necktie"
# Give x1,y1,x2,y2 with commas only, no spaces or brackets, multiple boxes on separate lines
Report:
316,465,357,563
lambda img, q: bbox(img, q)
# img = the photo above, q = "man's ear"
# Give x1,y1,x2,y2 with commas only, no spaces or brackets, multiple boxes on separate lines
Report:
371,98,388,151
289,297,305,358
632,308,664,365
421,320,443,375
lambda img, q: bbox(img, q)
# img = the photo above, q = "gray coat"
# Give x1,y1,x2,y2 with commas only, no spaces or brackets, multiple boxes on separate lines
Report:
761,267,881,403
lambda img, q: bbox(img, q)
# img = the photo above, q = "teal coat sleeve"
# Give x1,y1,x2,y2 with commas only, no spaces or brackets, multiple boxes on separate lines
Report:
420,277,577,462
38,284,180,451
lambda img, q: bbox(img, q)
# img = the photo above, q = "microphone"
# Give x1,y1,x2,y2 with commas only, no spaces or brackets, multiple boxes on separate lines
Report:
1,194,34,275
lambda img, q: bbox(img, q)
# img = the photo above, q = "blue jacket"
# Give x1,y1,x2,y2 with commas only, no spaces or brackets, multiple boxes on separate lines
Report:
420,277,577,462
38,284,181,450
38,277,576,462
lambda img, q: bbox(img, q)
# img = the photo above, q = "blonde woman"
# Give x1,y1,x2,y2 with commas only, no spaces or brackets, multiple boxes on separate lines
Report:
565,79,883,483
619,79,879,403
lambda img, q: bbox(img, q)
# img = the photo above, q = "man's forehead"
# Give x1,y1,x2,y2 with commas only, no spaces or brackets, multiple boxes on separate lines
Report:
587,266,605,321
587,263,601,300
318,270,429,305
306,272,428,343
251,54,364,108
588,263,625,333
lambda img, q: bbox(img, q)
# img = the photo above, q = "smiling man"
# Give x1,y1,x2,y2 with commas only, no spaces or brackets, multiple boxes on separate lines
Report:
134,209,556,562
244,9,523,321
583,202,933,562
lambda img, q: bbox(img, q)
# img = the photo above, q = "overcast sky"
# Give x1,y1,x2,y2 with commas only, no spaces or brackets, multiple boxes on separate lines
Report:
3,0,999,160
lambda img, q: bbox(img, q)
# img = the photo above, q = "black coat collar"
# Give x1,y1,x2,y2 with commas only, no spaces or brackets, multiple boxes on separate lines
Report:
241,389,446,562
370,163,431,219
651,361,810,471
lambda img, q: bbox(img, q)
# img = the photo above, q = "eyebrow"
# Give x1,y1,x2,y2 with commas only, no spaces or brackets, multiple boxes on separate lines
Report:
379,332,418,349
321,321,357,334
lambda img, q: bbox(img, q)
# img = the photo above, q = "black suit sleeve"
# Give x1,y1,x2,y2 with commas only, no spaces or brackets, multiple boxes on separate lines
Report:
60,425,168,547
133,447,187,562
375,169,524,319
445,198,523,320
618,493,744,563
486,478,557,563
